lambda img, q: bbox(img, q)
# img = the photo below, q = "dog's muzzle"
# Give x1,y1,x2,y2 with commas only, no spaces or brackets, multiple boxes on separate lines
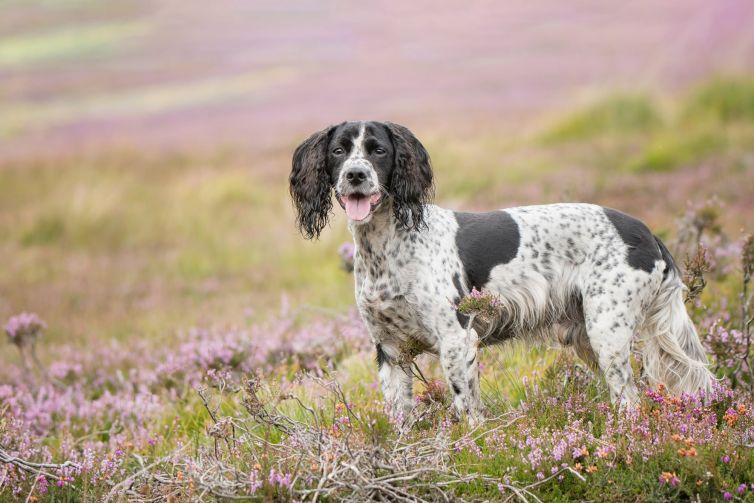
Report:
337,159,382,222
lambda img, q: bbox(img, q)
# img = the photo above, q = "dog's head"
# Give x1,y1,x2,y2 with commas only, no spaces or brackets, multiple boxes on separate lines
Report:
290,121,434,239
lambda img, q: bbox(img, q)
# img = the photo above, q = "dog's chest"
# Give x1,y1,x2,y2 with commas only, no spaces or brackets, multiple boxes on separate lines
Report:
354,249,432,349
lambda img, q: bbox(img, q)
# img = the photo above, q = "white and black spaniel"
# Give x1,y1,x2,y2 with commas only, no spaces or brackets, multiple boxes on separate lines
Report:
289,121,713,424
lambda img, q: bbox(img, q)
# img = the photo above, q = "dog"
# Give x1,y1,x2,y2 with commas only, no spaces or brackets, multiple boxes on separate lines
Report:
289,120,714,423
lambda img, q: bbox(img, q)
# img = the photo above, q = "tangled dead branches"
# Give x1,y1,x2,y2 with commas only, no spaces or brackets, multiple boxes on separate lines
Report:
0,447,80,482
102,375,577,502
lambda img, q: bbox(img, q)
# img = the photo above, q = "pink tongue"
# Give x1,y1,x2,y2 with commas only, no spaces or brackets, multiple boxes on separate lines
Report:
344,195,371,221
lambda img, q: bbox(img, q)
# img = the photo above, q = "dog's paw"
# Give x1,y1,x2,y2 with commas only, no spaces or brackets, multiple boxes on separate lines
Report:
467,409,487,429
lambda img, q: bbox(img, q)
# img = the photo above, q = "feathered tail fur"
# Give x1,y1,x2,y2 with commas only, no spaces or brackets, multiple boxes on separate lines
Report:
639,238,715,396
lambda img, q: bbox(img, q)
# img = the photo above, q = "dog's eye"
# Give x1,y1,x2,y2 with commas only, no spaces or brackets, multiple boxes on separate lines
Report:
374,147,386,156
333,147,345,155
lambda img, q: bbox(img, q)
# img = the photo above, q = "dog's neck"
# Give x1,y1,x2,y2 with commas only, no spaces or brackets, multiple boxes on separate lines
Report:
350,201,413,262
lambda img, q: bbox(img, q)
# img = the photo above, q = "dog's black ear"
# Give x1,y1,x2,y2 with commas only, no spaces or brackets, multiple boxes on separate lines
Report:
385,122,434,230
290,126,335,239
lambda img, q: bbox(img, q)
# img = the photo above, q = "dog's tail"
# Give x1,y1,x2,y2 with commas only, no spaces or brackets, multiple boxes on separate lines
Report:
639,237,714,396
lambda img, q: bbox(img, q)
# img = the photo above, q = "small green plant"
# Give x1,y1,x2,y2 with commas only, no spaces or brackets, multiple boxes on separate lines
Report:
456,287,503,321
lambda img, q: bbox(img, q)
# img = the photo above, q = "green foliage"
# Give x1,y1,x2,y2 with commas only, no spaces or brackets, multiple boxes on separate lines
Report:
20,214,66,246
683,77,754,123
625,127,725,172
542,94,662,143
456,289,502,319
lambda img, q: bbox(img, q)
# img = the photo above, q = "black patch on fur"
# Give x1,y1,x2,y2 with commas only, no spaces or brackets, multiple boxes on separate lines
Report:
563,290,584,324
375,344,389,369
384,122,435,231
290,125,337,239
603,208,661,274
451,382,461,395
654,235,678,279
454,210,520,290
452,272,465,298
452,272,470,328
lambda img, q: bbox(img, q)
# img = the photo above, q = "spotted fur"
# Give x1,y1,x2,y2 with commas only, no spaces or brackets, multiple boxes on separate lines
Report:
290,121,714,424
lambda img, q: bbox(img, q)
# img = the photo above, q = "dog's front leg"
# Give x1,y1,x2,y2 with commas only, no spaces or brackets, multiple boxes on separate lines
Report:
439,328,484,426
376,344,414,421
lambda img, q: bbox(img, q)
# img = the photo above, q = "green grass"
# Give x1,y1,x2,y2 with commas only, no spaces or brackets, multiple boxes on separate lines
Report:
0,148,361,350
683,77,754,124
625,126,726,173
541,94,662,143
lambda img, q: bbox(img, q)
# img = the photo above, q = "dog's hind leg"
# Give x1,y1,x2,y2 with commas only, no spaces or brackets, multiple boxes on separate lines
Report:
583,295,641,408
562,322,600,371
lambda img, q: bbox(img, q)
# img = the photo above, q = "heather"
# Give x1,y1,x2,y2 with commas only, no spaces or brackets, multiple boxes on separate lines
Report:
3,58,754,503
2,248,754,501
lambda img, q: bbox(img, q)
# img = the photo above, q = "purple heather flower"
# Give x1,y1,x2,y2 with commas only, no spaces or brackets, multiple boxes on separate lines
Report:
723,491,733,501
721,455,730,464
4,312,46,348
249,470,262,493
339,242,355,260
338,242,355,272
738,484,747,495
268,468,293,488
36,475,49,495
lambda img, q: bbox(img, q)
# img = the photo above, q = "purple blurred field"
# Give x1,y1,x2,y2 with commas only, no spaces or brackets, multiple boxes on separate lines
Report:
3,0,754,159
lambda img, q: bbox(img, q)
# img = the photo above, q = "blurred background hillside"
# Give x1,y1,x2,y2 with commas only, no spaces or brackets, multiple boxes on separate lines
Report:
1,0,754,355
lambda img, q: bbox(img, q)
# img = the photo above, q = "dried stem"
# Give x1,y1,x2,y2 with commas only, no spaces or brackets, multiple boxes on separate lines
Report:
0,446,80,482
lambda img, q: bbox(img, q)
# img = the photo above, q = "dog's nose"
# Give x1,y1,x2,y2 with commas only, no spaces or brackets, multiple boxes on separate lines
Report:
345,167,368,185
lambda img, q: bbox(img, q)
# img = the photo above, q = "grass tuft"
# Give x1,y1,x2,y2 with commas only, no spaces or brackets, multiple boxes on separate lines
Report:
683,77,754,124
542,94,661,143
624,127,725,173
20,214,66,247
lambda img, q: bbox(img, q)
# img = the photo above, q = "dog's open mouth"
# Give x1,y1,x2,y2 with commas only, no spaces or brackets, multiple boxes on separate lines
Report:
338,193,382,221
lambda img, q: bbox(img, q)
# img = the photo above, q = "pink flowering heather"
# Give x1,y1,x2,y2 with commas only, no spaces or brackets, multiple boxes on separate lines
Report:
338,242,355,272
4,312,46,348
455,287,503,320
0,304,375,499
